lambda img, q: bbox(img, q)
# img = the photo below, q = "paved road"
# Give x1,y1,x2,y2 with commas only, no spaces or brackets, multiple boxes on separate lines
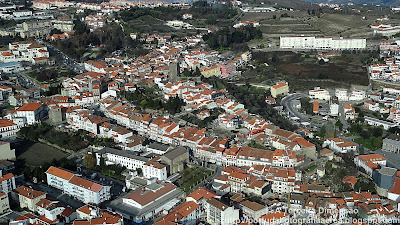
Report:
281,93,321,128
38,39,85,73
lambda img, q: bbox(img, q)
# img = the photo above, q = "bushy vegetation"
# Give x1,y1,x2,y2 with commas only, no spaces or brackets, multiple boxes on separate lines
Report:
22,157,76,183
121,86,185,113
28,67,76,82
18,123,117,151
203,26,262,50
190,0,238,23
203,77,297,131
181,108,224,128
120,1,237,26
121,86,163,110
120,7,182,22
53,21,145,60
176,166,213,193
84,153,125,179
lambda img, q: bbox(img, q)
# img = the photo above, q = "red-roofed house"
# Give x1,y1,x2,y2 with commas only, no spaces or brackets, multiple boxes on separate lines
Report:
186,187,219,208
14,102,47,124
271,82,289,98
154,201,200,225
260,211,290,225
46,166,110,204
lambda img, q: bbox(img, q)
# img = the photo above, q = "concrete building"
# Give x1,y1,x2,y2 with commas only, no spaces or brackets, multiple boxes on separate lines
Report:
280,36,366,50
239,200,266,221
205,198,239,225
0,142,15,160
354,154,386,176
364,116,396,130
96,147,168,180
146,142,170,155
46,166,111,205
373,166,397,197
382,134,400,153
15,102,47,125
309,88,330,101
0,172,15,193
270,82,289,98
160,146,189,174
14,186,46,211
0,192,9,214
107,181,183,223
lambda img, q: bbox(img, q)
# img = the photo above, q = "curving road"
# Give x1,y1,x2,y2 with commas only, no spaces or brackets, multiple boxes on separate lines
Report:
281,93,322,128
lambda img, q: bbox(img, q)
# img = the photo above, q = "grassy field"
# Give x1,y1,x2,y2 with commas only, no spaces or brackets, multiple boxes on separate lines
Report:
176,166,213,193
354,137,381,151
16,141,68,166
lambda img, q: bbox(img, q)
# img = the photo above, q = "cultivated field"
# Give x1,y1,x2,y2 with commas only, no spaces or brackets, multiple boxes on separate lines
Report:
308,13,375,37
244,10,400,47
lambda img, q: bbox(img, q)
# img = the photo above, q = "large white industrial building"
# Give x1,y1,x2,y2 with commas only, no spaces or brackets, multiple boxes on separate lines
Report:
280,36,366,50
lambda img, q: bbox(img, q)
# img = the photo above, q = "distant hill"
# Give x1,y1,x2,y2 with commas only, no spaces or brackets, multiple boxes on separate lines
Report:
241,0,320,10
301,0,400,7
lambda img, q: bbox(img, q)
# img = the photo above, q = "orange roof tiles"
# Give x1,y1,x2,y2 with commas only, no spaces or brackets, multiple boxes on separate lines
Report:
46,166,75,180
17,103,43,111
187,187,218,201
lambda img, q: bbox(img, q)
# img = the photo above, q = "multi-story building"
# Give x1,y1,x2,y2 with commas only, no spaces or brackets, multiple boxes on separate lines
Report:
45,166,111,204
270,82,289,98
14,103,47,125
335,89,348,101
280,36,366,50
354,154,386,176
260,211,290,225
309,88,330,101
0,41,49,63
323,138,357,153
0,173,15,193
0,192,10,214
382,134,400,153
96,147,167,180
154,201,201,225
205,198,239,225
14,186,46,211
364,101,379,111
110,181,183,223
239,200,266,221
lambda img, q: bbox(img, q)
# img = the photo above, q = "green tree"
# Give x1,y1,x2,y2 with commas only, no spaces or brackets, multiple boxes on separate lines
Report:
360,130,370,139
359,145,365,155
183,68,191,77
83,153,96,169
371,127,383,137
335,120,343,131
319,126,327,139
136,168,142,175
373,136,383,148
50,28,63,36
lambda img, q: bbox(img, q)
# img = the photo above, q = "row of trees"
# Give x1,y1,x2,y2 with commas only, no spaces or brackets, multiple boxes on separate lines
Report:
202,77,296,131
